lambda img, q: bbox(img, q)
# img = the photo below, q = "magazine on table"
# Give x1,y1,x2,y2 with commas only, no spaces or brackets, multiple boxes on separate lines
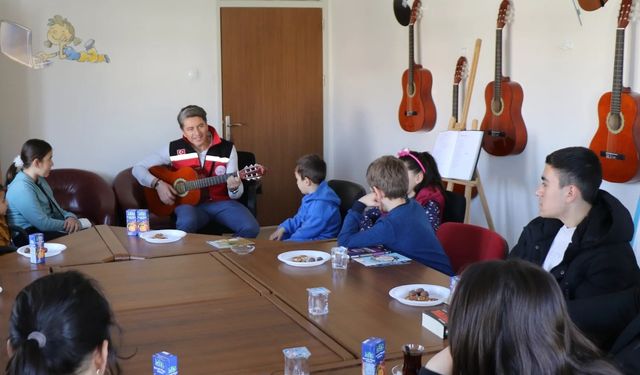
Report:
346,246,388,258
352,252,412,267
207,237,255,249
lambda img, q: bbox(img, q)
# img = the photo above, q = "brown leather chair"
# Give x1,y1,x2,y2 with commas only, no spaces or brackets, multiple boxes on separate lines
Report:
46,168,117,225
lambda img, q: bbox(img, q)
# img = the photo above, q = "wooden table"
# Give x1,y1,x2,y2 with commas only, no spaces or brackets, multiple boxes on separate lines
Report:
217,241,449,361
0,226,449,373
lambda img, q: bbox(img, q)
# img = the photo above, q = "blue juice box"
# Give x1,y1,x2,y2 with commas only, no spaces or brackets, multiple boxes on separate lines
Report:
361,337,385,375
28,233,45,264
136,209,150,235
125,209,138,236
152,351,178,375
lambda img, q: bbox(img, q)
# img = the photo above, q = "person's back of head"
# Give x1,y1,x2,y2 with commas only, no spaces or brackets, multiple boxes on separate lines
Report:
449,259,620,375
545,147,602,204
366,155,408,199
5,139,52,186
6,271,120,375
295,154,326,185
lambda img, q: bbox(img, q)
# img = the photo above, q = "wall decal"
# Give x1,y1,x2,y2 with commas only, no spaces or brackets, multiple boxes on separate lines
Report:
36,15,109,64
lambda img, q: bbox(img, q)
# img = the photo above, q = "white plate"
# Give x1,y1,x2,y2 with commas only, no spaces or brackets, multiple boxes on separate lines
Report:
139,230,187,244
16,243,67,258
388,284,450,307
277,250,331,267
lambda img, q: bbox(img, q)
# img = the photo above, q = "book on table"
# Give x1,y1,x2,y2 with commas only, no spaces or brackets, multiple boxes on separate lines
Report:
422,305,449,339
207,238,254,249
346,246,387,258
351,252,411,267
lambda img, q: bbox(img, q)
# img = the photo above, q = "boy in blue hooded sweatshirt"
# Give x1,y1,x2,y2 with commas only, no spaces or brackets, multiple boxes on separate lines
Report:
270,154,341,241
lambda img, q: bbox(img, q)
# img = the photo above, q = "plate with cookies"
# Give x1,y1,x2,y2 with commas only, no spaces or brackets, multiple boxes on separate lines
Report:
139,230,187,244
388,284,450,307
278,250,331,267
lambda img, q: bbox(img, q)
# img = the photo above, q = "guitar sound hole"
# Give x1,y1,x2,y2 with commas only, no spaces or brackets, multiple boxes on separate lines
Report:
174,181,187,196
407,82,416,97
606,113,624,133
405,110,418,116
491,98,504,116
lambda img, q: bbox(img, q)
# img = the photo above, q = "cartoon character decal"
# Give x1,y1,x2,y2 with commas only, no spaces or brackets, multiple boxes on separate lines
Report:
37,15,109,64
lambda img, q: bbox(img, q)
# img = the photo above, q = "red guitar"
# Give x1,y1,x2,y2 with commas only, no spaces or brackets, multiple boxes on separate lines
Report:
398,0,436,132
589,0,640,183
480,0,527,156
451,56,468,123
144,164,265,216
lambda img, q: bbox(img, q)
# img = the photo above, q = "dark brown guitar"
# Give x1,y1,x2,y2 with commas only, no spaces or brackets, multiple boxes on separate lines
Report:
144,164,265,216
480,0,527,156
398,0,436,132
589,0,640,182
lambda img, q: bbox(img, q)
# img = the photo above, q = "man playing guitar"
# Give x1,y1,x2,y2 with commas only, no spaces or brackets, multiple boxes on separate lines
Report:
132,105,259,237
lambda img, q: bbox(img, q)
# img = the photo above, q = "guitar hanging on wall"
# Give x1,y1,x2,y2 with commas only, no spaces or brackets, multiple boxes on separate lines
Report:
398,0,436,132
480,0,527,156
451,56,468,123
589,0,640,183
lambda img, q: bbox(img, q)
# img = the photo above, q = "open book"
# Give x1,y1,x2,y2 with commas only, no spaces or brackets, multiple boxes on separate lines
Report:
431,131,483,181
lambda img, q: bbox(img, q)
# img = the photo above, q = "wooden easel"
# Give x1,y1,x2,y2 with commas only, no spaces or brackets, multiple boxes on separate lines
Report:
443,39,495,231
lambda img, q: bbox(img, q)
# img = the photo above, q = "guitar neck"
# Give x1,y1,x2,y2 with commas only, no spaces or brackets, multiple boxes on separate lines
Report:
610,28,625,115
408,25,415,85
452,84,459,121
183,171,237,192
493,28,503,101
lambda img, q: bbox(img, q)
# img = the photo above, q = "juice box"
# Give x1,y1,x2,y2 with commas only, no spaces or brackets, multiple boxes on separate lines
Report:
136,209,150,234
362,337,385,375
152,351,178,375
125,209,138,236
28,233,45,264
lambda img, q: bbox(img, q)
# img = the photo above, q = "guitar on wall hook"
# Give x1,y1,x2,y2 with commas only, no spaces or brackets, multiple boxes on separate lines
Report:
588,0,640,183
578,0,608,11
398,0,437,132
479,0,527,156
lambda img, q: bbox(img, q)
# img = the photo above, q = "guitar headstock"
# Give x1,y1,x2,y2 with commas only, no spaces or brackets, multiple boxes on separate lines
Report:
239,164,266,181
497,0,511,29
409,0,422,26
453,56,468,84
619,0,633,28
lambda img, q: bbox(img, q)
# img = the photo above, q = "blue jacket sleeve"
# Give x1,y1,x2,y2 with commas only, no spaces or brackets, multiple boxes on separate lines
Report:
287,201,340,241
279,206,305,238
338,202,392,248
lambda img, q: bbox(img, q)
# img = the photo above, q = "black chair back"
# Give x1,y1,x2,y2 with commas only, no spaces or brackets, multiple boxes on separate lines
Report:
443,190,466,223
328,179,366,220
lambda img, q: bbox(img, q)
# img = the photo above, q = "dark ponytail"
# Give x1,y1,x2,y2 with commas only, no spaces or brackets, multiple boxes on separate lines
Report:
5,139,52,185
400,151,444,196
6,271,121,375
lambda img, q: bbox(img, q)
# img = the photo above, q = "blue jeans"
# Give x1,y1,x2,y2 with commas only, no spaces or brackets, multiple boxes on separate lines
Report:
174,200,259,238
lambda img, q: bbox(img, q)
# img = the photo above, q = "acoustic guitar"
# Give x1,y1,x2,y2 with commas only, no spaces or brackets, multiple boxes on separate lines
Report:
480,0,527,156
398,0,436,132
144,164,265,216
589,0,640,183
451,56,468,123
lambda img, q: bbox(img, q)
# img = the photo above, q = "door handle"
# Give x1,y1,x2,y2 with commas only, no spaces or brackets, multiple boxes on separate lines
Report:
223,115,245,141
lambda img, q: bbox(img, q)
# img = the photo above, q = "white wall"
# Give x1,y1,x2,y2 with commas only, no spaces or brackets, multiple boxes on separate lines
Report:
328,0,640,245
0,0,638,246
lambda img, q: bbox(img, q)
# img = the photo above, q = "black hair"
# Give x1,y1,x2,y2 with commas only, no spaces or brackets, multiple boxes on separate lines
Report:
399,150,444,196
5,139,52,186
449,259,620,375
6,271,121,375
295,154,327,184
177,105,207,129
545,147,602,204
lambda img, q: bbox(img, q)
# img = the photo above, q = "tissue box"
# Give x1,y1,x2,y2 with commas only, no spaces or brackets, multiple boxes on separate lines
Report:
152,351,178,375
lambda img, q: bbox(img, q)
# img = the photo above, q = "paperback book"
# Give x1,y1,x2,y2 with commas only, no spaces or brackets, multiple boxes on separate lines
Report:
422,306,449,339
207,237,255,249
352,252,412,267
346,246,387,258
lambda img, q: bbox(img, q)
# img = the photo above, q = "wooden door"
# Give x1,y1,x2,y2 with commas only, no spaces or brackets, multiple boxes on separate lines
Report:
220,7,323,226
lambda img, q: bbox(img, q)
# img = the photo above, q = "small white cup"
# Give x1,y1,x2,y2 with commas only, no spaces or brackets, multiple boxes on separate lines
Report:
331,246,349,269
307,287,330,315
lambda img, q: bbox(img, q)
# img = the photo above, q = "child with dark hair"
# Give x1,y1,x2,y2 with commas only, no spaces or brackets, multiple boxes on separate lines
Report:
6,271,121,375
270,154,341,241
360,149,445,232
338,156,452,275
0,183,10,247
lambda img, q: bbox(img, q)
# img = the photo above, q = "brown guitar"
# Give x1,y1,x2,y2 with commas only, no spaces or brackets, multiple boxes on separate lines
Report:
144,164,265,216
451,56,468,123
480,0,527,156
589,0,640,183
398,0,436,132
